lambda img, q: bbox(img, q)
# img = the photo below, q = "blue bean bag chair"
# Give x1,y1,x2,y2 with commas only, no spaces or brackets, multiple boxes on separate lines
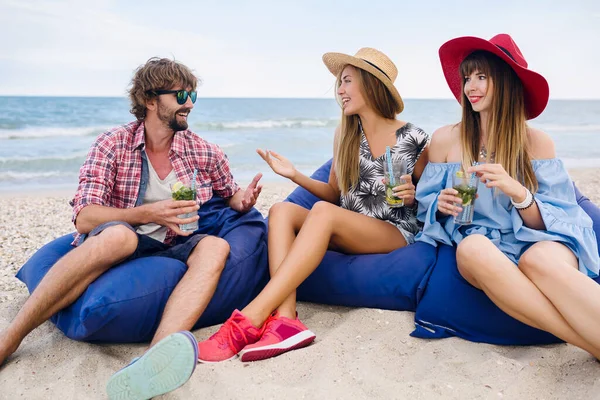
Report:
15,197,269,343
286,159,437,311
411,185,600,345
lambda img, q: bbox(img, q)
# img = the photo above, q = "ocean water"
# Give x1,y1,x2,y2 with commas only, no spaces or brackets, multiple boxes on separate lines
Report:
1,97,599,192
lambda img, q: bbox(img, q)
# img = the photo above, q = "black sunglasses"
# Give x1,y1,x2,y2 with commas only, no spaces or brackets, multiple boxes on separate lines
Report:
148,89,197,105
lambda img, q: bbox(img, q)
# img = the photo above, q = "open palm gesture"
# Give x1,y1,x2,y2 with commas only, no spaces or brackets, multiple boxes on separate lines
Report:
239,173,263,212
256,149,296,180
229,173,263,213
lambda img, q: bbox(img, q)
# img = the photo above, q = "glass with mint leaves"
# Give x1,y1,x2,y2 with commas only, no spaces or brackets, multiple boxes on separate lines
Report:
170,175,198,232
452,169,478,225
383,147,407,208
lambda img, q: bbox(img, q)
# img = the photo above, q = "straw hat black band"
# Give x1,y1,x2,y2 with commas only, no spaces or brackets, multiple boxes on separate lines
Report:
322,47,404,113
361,59,390,80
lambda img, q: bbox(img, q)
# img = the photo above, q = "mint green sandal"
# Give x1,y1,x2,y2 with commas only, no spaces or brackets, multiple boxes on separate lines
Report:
106,331,198,400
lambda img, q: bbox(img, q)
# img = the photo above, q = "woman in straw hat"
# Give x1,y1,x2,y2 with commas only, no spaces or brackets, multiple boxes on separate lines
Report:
416,34,600,357
197,48,429,363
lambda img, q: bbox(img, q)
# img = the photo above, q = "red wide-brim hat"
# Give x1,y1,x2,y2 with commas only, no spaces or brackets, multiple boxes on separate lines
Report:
439,33,549,120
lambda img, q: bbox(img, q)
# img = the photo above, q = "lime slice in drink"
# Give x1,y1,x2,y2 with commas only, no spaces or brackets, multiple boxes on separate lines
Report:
456,170,465,178
172,181,184,192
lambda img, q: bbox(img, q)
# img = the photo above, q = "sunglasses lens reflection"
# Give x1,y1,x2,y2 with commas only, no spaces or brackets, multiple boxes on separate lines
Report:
171,90,198,105
176,91,187,104
175,91,197,105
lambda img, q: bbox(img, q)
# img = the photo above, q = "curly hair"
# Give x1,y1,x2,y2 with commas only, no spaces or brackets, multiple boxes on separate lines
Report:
128,57,199,120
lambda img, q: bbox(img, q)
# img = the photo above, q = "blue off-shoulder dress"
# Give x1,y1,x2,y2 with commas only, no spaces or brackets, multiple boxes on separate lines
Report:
415,159,599,277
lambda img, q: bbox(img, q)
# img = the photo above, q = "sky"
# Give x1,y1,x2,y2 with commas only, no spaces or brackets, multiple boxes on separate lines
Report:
0,0,598,99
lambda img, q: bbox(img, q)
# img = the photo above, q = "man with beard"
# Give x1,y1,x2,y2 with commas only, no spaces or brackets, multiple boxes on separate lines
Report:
0,58,262,398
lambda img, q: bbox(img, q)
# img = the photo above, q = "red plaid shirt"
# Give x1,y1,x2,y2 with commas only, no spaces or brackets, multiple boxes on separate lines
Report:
70,121,239,245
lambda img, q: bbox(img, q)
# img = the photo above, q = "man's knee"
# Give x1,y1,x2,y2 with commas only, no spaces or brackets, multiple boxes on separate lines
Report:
89,224,138,255
188,236,230,271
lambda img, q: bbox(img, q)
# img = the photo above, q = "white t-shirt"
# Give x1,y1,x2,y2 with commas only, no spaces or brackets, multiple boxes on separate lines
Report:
135,160,178,243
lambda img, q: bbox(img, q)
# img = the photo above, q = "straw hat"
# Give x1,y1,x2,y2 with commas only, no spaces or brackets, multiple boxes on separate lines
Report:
439,33,549,120
322,48,404,113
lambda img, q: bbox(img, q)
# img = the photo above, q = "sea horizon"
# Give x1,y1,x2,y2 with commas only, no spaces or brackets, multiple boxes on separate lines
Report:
2,95,600,101
1,97,599,192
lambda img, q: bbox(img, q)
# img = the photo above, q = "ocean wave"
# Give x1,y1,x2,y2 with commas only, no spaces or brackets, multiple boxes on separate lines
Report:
193,118,338,131
0,170,77,182
0,119,338,139
0,122,23,130
0,126,106,140
0,153,86,163
0,154,86,173
534,124,600,133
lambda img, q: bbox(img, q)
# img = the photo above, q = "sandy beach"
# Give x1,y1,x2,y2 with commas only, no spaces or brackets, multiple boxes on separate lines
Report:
2,172,600,400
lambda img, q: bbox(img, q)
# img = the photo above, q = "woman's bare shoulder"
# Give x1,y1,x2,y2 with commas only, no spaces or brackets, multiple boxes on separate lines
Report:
429,124,460,163
527,126,556,159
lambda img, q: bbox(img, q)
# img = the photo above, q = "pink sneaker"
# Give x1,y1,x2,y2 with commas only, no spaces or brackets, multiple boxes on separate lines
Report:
239,312,316,362
197,310,262,363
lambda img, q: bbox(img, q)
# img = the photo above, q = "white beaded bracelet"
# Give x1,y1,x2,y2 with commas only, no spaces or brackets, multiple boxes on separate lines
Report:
511,188,534,210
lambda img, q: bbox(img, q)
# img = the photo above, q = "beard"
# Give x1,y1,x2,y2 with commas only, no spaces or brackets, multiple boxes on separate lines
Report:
168,115,188,132
157,101,190,132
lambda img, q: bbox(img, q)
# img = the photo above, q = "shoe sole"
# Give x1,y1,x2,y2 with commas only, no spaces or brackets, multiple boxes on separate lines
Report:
106,331,198,400
239,330,316,362
197,353,239,364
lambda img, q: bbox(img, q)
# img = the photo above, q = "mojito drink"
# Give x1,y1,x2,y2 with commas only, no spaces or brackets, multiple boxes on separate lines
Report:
383,157,407,208
452,171,478,225
171,181,198,232
385,183,404,207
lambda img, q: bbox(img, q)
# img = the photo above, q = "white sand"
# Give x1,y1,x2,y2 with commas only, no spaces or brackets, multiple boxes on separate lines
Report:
1,173,600,399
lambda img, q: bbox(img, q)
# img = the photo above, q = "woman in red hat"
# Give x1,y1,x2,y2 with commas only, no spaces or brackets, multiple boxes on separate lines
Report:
197,48,430,363
416,34,600,358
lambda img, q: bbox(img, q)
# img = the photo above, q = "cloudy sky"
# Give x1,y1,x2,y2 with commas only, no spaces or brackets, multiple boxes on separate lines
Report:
0,0,598,99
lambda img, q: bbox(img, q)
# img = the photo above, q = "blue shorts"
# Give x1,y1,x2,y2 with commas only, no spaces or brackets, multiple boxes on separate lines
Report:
83,221,207,263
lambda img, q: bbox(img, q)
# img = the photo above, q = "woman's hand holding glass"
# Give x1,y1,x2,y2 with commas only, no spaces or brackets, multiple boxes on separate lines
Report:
438,163,528,218
437,188,464,217
467,163,527,202
256,149,297,180
390,174,416,207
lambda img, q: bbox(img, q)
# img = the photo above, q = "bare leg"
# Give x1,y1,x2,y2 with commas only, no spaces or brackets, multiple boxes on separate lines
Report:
267,203,309,319
518,241,600,356
0,225,138,364
241,201,407,327
150,236,229,346
456,235,600,358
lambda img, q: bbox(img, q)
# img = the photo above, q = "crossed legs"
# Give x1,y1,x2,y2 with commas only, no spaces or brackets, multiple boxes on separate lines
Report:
241,201,408,328
456,234,600,359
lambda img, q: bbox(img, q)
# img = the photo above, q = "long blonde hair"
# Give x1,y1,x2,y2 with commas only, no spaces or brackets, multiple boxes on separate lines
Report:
335,66,401,194
459,51,538,193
